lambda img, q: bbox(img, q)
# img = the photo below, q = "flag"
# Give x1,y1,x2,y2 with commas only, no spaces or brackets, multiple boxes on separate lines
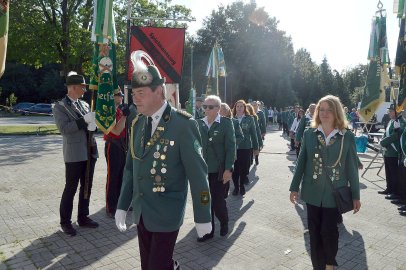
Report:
186,88,196,116
90,0,118,134
360,15,389,122
0,0,9,78
395,17,406,113
205,47,217,78
217,47,227,77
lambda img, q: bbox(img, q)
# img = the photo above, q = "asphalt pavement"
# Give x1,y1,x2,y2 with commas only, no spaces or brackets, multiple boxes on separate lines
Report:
0,125,405,269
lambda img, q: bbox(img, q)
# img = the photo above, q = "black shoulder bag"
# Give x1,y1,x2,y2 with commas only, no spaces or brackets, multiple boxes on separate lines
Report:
326,132,353,214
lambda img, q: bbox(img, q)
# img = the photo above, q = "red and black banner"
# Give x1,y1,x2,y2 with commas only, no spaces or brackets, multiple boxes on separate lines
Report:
128,26,185,84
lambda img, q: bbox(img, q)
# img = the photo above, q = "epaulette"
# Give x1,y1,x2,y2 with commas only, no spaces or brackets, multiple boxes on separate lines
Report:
176,109,192,119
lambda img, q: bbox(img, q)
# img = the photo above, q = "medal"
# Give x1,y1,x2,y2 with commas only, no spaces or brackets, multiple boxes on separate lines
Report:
313,175,317,179
170,141,174,146
209,138,213,141
160,154,166,160
165,139,170,145
163,145,168,152
161,186,165,192
153,152,160,159
155,175,162,182
153,187,157,192
161,168,167,174
150,168,156,174
157,186,161,192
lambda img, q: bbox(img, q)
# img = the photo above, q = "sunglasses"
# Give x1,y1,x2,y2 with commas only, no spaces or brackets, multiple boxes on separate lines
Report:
202,105,218,110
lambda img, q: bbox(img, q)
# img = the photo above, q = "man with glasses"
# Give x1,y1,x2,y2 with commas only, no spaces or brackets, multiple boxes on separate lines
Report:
53,71,99,236
114,52,211,270
196,95,236,241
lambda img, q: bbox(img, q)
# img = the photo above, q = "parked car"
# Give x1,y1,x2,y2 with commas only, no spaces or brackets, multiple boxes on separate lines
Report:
23,103,54,115
11,102,35,113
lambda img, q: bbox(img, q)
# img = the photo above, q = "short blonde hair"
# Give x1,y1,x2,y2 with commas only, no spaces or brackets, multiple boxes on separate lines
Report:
220,103,232,117
311,95,348,130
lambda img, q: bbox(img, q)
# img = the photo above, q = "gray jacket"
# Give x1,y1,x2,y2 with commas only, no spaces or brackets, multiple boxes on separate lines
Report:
53,96,98,163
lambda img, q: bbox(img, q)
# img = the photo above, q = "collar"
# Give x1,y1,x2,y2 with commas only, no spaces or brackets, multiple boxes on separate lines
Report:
150,101,167,124
203,113,221,127
315,125,343,136
236,114,245,119
66,95,78,103
306,113,313,120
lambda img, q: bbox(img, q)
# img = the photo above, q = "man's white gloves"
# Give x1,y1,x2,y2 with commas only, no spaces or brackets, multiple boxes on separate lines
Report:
115,209,127,232
87,122,97,131
393,120,400,129
195,222,212,238
83,112,96,124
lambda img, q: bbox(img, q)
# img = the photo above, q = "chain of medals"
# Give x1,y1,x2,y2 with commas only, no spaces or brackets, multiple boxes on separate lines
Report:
312,133,340,182
150,137,175,193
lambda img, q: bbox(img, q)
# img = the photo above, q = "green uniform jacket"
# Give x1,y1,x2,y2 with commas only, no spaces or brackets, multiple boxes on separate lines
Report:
281,111,287,123
295,115,312,142
401,129,406,163
287,111,295,129
234,115,259,150
257,110,267,135
252,115,263,148
232,119,244,146
289,128,360,208
117,105,211,232
194,107,205,119
197,116,236,173
380,118,406,158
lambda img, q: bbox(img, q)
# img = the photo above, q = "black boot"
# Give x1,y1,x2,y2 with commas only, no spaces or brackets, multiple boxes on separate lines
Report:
220,222,229,236
240,185,246,195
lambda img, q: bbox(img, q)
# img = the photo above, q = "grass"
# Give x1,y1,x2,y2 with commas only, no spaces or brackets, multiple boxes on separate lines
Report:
0,125,60,135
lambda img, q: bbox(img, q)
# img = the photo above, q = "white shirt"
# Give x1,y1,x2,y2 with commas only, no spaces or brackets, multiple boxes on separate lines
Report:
149,101,167,135
290,117,301,133
203,113,221,129
316,125,343,145
236,114,244,124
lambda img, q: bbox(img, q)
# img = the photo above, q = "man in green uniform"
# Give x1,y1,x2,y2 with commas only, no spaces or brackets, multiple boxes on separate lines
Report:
115,52,212,270
379,104,406,202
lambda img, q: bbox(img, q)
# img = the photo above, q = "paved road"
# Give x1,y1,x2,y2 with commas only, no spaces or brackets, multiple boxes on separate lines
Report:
0,125,405,269
0,116,55,126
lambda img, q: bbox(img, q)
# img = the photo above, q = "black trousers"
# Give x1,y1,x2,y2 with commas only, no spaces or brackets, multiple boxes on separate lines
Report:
232,149,251,190
137,216,179,270
60,159,96,225
384,156,399,194
307,203,339,270
208,172,228,233
104,139,126,214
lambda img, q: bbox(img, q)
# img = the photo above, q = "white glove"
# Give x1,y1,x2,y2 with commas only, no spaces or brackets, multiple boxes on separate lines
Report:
83,112,96,124
394,120,400,129
115,209,127,232
87,122,97,131
195,222,212,238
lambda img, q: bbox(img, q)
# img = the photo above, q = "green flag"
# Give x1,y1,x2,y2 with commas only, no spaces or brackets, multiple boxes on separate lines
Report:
360,15,389,122
90,0,118,134
0,0,9,78
395,18,406,113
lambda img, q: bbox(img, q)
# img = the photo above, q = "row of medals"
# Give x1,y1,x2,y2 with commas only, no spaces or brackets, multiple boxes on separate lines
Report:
312,153,340,181
150,140,174,192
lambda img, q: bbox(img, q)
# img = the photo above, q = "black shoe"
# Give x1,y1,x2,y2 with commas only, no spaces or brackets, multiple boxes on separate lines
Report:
400,210,406,216
197,233,214,242
78,217,99,228
61,224,77,236
240,186,246,195
232,188,239,196
391,200,406,205
385,194,400,200
378,190,390,195
398,205,406,211
220,223,229,236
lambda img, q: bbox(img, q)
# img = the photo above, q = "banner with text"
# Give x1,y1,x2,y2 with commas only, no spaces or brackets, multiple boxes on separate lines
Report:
128,26,185,84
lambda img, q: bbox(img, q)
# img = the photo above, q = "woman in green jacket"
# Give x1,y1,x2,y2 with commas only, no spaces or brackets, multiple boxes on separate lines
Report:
232,100,259,195
289,95,361,270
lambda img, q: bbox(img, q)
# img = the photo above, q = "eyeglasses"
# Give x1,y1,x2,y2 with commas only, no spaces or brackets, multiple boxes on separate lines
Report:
202,105,218,110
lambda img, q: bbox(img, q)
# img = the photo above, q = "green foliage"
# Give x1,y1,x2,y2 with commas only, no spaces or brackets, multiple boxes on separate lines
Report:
6,93,17,106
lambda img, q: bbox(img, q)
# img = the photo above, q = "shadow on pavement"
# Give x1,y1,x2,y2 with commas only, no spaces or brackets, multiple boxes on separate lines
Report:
175,199,254,269
2,208,137,269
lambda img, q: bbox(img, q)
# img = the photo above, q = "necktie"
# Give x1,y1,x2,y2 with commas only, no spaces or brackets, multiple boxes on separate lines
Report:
144,117,152,148
75,101,86,115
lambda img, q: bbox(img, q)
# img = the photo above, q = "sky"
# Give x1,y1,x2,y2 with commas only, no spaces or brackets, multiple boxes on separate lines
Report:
170,0,400,72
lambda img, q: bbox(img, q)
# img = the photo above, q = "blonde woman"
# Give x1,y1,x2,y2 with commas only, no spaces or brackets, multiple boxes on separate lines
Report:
289,95,361,270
